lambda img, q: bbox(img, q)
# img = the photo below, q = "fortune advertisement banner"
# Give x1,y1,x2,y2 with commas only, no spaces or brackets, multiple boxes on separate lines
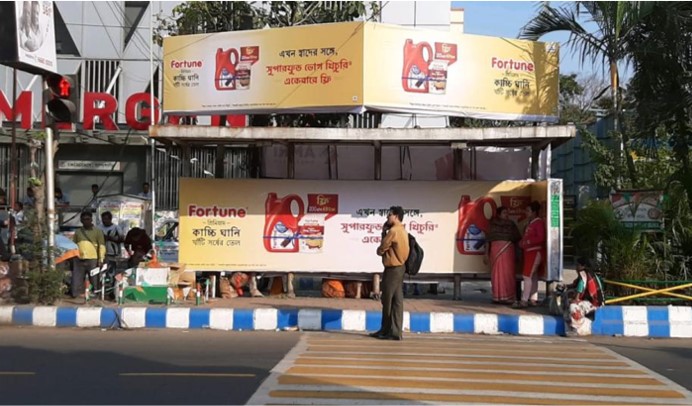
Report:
163,22,559,121
178,178,560,277
363,23,559,121
163,22,365,114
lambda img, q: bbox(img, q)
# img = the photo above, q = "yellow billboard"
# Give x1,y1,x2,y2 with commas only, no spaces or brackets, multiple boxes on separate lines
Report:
163,22,559,121
178,178,559,276
163,22,365,114
363,23,560,121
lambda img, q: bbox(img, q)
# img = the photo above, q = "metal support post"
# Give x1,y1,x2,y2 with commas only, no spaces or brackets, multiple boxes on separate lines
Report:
374,141,381,180
8,68,17,255
453,274,461,300
287,272,296,298
45,125,56,270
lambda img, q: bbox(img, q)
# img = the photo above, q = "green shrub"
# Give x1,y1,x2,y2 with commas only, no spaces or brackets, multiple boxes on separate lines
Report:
26,268,65,304
572,200,657,299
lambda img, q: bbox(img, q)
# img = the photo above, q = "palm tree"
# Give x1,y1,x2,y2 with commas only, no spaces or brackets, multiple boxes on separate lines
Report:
627,2,692,207
520,1,654,188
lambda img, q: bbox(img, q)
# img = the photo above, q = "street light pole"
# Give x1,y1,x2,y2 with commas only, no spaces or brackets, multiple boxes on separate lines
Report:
8,68,17,255
149,0,156,237
45,123,56,270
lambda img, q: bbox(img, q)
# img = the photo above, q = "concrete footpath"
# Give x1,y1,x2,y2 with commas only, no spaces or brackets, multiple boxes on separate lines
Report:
1,277,690,338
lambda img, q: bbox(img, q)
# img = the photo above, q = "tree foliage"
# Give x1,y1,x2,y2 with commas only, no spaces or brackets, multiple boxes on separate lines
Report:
521,1,655,187
626,2,692,207
154,1,380,45
557,73,610,126
154,1,380,127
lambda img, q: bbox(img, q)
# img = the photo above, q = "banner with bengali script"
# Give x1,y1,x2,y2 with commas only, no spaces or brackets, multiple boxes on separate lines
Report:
162,22,559,121
363,23,559,121
178,178,560,277
162,22,364,114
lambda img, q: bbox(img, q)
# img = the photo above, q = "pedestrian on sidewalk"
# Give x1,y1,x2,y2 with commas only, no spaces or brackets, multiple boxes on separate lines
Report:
561,257,604,336
99,211,124,297
513,201,546,309
124,227,152,268
369,206,410,341
486,206,521,304
72,211,106,298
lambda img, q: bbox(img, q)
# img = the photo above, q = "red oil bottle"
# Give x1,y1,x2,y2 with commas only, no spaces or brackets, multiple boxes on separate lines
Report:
456,195,497,255
263,193,305,252
402,39,433,93
215,48,239,91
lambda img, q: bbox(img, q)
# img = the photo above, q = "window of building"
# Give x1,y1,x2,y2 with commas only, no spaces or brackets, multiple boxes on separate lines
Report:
54,5,80,56
123,1,149,50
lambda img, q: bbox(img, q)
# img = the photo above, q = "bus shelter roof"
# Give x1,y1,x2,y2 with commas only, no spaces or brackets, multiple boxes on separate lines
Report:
149,124,576,149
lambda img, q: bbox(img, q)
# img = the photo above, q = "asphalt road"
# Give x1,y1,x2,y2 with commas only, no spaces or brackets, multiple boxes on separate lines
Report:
0,327,300,405
1,327,691,405
588,336,692,391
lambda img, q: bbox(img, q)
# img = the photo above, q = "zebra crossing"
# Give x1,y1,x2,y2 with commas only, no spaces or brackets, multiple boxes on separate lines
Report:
247,333,692,405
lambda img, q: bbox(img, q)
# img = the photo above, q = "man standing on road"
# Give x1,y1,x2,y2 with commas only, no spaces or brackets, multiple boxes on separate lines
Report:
72,211,106,298
370,206,409,341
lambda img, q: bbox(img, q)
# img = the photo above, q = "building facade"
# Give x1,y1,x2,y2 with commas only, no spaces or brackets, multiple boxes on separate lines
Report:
1,1,457,211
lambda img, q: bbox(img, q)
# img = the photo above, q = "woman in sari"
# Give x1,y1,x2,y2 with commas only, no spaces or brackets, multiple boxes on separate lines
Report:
486,206,521,304
514,201,546,308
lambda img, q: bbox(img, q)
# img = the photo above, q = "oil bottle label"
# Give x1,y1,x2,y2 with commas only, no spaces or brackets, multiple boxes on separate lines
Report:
463,224,486,253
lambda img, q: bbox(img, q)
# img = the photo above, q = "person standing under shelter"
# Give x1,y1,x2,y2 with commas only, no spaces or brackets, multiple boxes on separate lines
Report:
55,187,70,208
88,184,100,209
486,206,522,304
21,187,35,207
72,211,106,298
514,201,546,308
138,182,151,199
369,206,410,341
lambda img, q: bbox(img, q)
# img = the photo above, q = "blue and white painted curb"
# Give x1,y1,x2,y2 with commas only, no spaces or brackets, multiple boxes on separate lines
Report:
0,305,690,337
592,305,692,338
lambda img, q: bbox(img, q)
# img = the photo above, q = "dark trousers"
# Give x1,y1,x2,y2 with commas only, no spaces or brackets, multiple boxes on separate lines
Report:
380,265,406,338
72,259,98,298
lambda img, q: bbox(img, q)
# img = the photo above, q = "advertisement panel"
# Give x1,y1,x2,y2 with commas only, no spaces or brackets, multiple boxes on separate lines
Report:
162,22,558,121
178,179,559,276
363,24,559,121
610,190,664,231
163,22,364,114
14,0,57,73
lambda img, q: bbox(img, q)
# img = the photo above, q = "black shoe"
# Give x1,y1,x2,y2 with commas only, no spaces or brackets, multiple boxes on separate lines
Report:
368,331,386,339
385,335,402,341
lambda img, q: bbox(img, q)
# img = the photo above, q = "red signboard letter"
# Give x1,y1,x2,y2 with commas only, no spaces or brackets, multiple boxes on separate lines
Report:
125,93,161,131
0,90,33,129
83,92,118,130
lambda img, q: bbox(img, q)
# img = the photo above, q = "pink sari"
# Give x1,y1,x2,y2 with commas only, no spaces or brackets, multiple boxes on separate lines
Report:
490,241,516,302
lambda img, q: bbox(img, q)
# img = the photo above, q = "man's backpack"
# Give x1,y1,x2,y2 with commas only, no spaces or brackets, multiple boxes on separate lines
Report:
405,234,424,275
